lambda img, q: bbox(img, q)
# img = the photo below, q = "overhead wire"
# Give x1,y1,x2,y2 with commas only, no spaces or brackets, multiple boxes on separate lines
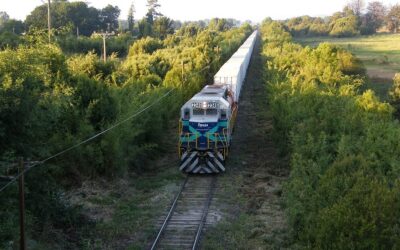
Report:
0,88,175,193
0,35,235,194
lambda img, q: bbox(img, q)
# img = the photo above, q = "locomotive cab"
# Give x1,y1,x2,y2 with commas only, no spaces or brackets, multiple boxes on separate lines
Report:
179,85,234,173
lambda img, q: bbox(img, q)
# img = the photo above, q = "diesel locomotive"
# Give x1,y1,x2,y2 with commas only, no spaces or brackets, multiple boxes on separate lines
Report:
178,31,258,173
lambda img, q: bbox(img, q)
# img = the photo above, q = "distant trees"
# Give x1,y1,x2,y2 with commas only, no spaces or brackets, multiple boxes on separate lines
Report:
146,0,162,25
284,1,400,37
0,12,9,28
347,0,365,17
99,5,121,32
0,12,25,48
153,17,174,39
137,0,175,39
209,18,236,31
329,13,359,37
25,1,121,36
127,2,135,33
386,4,400,33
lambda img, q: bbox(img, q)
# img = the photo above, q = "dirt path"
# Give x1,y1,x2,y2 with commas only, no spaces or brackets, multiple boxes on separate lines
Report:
201,36,290,249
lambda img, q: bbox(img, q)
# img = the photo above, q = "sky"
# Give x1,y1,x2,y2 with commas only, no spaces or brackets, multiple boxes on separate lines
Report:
1,0,399,23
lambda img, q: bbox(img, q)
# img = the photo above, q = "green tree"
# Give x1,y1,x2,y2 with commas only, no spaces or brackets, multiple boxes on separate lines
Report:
99,5,120,32
66,2,100,36
209,18,234,31
25,1,101,36
146,0,161,25
153,16,174,39
347,0,365,17
386,4,400,33
360,1,386,34
0,11,9,28
138,18,152,37
128,2,135,33
330,14,359,37
0,19,25,34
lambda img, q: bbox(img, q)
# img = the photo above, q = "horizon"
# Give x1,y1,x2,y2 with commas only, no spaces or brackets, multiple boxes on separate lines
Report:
1,0,400,23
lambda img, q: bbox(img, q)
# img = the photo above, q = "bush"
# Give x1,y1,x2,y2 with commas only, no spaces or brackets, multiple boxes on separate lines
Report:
261,21,400,248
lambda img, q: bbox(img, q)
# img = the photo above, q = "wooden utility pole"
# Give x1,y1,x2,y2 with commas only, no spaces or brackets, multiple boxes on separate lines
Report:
102,33,107,62
101,30,115,62
18,158,26,250
47,0,51,43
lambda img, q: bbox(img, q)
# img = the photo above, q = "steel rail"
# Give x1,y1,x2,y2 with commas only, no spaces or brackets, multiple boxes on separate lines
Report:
192,176,216,250
150,175,189,250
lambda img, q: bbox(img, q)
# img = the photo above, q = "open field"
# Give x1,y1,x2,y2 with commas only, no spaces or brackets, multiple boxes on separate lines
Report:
296,34,400,100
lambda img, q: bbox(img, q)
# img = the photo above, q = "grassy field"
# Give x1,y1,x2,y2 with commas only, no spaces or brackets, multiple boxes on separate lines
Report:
296,34,400,100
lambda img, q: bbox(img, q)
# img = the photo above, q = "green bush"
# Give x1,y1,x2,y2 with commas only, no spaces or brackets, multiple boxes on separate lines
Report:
261,21,400,248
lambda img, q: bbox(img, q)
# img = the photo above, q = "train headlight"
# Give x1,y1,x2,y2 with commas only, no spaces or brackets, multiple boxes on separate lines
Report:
202,101,208,109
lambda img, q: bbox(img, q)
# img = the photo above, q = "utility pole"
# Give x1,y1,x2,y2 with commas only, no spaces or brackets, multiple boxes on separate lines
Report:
18,158,26,250
102,34,107,62
47,0,51,43
101,29,115,63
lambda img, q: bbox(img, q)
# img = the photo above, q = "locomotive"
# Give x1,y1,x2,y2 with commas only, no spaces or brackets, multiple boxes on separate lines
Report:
178,31,258,173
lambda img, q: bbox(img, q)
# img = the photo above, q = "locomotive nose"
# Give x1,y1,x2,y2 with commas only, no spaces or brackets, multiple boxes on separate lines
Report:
189,120,218,150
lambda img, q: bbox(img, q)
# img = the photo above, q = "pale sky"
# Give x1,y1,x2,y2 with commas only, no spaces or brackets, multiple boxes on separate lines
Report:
1,0,399,22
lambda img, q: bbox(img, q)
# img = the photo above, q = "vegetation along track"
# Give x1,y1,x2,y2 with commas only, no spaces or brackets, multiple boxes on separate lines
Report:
150,175,217,250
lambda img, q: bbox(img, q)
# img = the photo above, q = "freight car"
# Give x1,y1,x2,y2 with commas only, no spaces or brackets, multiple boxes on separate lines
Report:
178,31,258,173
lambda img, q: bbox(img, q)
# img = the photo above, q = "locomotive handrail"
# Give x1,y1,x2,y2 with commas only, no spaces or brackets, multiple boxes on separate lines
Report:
179,132,198,150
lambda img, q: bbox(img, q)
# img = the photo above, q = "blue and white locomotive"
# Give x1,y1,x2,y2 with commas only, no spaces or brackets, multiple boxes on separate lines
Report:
178,31,258,173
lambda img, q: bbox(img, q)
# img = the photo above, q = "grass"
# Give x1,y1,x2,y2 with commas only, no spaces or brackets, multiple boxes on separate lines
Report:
78,166,184,250
201,41,292,249
296,34,400,100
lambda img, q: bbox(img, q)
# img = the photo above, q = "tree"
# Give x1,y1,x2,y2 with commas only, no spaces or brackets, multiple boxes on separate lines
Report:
360,1,386,34
386,4,400,33
0,19,25,34
128,2,135,33
347,0,365,17
367,1,386,28
25,1,100,36
153,16,174,39
99,5,121,32
66,2,100,36
0,11,9,28
138,18,152,37
209,18,235,32
330,14,360,37
146,0,161,25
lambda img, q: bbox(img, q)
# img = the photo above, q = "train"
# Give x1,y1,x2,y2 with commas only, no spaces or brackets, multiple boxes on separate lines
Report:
178,30,258,174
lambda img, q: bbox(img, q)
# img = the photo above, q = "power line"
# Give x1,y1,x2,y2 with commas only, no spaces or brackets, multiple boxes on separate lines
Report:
0,88,175,194
0,41,232,194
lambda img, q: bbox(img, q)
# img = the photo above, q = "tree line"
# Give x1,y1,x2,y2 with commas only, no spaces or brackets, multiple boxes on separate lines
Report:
261,19,400,248
283,0,400,37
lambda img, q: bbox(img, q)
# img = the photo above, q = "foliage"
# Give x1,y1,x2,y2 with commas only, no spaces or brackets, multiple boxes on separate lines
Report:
389,73,400,102
282,1,397,37
329,14,360,37
386,4,400,33
127,2,136,33
58,33,135,57
146,0,162,25
0,22,253,248
261,21,400,248
25,1,120,36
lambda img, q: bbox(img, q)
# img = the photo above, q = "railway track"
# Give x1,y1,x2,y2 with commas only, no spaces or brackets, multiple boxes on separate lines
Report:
150,175,216,250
